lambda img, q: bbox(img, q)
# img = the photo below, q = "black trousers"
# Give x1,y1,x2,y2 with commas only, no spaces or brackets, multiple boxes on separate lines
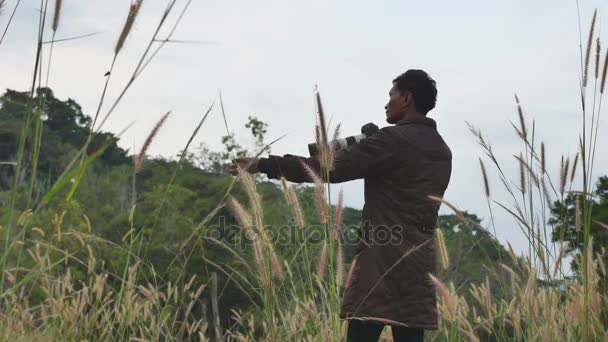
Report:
346,319,424,342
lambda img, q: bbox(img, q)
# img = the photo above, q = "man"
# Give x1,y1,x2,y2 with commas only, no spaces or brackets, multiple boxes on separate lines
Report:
231,69,452,342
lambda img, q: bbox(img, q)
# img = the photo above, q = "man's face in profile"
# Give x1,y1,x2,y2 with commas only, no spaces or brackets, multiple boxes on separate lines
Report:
385,83,408,124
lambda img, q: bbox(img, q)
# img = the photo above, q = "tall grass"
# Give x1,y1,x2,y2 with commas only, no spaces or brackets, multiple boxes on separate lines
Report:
0,2,607,342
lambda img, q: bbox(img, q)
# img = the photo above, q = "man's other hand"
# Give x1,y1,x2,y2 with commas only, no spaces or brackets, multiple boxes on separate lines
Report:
230,158,259,176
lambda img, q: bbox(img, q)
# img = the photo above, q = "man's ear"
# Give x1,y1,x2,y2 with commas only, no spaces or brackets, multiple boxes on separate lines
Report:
402,91,413,108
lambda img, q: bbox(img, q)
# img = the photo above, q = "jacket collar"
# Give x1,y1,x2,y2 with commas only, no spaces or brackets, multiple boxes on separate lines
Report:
396,115,437,129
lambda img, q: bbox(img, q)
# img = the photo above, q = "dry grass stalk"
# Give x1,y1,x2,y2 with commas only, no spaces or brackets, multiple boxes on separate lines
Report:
583,9,598,87
593,220,608,230
436,228,449,271
553,244,566,277
514,94,527,138
575,196,581,232
115,0,144,55
134,111,170,173
211,272,221,341
535,223,547,275
333,189,344,239
570,153,579,183
479,158,490,197
428,196,465,221
317,242,327,280
52,0,63,32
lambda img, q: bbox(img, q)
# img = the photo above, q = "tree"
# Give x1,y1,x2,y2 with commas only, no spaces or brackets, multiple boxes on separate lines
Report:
194,116,270,174
550,176,608,275
0,88,130,192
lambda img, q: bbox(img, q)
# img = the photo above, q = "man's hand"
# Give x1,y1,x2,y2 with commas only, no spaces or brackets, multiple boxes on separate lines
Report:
230,157,260,176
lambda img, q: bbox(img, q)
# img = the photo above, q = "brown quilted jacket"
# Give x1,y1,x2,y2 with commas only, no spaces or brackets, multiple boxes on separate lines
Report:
257,115,452,329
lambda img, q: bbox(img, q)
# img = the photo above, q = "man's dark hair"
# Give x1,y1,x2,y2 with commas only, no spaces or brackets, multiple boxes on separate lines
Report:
393,69,437,114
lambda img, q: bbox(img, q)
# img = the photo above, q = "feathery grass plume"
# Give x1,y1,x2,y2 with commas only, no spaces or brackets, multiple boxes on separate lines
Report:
518,153,526,193
345,257,357,289
596,38,601,80
54,209,66,242
336,242,344,287
483,277,492,317
280,177,290,203
271,254,284,280
236,167,264,231
52,0,62,32
598,253,606,276
461,329,480,342
499,263,519,280
313,87,332,170
314,87,328,149
479,158,490,197
134,111,170,173
333,189,344,239
229,197,265,278
301,162,328,224
428,273,452,318
326,123,341,170
289,187,305,229
602,49,608,93
436,228,449,271
583,9,597,87
570,153,579,183
575,196,581,232
115,0,144,55
317,242,327,279
541,142,546,175
560,156,569,195
514,94,527,138
280,178,305,229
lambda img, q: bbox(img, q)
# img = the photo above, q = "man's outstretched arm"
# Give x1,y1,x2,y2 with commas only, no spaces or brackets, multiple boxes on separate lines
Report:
231,128,395,183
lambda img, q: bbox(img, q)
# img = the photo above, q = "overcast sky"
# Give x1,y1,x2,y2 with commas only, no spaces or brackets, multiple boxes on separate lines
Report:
1,0,607,257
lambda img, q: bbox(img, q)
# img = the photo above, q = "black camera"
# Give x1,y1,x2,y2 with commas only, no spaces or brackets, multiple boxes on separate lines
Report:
308,122,379,157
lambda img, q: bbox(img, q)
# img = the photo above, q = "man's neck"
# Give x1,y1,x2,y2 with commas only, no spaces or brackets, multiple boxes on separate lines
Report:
402,112,426,120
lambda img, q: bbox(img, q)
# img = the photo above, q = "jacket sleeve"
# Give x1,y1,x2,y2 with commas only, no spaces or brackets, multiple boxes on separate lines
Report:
257,128,395,183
